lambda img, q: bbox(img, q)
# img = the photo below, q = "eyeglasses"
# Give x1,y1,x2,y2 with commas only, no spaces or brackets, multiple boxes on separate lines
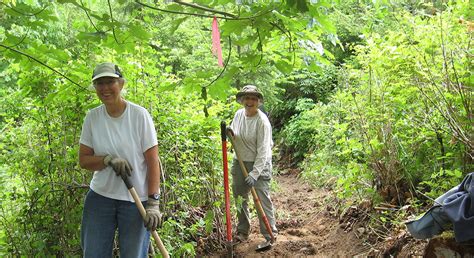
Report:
242,95,259,101
93,79,119,88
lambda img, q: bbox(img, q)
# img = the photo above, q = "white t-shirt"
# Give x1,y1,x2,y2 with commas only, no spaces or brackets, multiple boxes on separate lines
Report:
230,108,273,179
80,101,158,202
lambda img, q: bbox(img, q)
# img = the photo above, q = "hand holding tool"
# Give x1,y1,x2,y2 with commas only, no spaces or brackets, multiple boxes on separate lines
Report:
245,175,257,187
121,175,169,258
104,155,133,177
144,198,162,231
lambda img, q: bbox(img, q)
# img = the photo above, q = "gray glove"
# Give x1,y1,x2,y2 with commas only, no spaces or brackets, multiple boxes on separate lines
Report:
104,155,133,177
245,175,257,187
144,198,162,231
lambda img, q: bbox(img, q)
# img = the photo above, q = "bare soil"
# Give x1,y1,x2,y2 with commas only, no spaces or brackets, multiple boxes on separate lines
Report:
228,171,370,256
205,169,431,257
198,165,474,257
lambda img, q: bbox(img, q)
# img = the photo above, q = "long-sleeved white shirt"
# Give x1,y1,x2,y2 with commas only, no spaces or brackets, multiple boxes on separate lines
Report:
230,108,273,179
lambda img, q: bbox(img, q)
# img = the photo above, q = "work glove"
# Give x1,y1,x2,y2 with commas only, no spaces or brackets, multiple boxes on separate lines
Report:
104,155,133,177
226,127,234,138
245,175,257,187
144,198,162,231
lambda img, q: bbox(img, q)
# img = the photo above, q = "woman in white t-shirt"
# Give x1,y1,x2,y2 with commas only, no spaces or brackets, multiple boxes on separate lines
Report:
78,63,161,257
229,85,278,247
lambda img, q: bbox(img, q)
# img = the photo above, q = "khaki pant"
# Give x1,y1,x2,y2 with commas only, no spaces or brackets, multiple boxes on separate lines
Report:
231,160,277,240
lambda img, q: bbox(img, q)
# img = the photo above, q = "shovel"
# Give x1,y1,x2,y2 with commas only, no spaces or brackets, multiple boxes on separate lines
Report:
226,128,275,251
121,175,170,258
220,121,233,257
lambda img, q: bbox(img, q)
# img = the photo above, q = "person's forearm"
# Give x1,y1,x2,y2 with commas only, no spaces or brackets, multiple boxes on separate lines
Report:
250,153,269,178
148,162,161,195
79,155,108,171
144,146,161,195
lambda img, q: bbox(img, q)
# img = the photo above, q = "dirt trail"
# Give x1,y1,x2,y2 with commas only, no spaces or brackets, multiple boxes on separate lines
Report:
215,171,372,256
205,169,474,257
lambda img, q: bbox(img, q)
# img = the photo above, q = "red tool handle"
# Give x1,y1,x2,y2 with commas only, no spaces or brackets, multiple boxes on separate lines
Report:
221,121,233,244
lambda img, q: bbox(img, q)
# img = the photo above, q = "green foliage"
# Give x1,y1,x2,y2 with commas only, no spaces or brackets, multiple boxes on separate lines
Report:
0,0,472,255
270,66,339,163
420,168,464,199
2,0,339,254
291,1,472,205
278,101,318,161
0,84,87,256
271,66,339,129
1,0,340,254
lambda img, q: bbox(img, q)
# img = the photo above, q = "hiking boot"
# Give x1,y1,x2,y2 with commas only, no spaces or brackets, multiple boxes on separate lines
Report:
232,233,248,245
264,231,278,243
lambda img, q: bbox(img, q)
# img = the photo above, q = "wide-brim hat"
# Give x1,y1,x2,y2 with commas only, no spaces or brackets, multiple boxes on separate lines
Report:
91,62,123,82
236,85,263,103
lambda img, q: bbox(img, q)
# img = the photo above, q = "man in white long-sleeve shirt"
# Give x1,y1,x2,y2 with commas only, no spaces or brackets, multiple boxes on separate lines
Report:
229,85,278,245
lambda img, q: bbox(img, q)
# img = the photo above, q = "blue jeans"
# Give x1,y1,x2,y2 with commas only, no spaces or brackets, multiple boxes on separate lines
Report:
81,190,150,258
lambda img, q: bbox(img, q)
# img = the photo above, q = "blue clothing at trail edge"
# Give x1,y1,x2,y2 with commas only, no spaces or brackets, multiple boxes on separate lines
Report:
406,172,474,243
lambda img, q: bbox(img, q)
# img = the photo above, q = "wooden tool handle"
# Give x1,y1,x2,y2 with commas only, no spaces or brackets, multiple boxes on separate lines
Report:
122,176,170,258
225,129,276,243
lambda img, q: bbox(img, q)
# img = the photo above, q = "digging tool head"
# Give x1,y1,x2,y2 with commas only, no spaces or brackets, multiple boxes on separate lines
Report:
255,240,272,252
226,241,233,257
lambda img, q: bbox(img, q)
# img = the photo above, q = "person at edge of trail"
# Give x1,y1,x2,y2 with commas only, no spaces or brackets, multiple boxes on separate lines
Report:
229,85,278,246
78,62,162,258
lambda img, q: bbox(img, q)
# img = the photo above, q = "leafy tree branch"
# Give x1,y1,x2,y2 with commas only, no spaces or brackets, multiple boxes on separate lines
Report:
79,0,100,33
107,0,122,44
204,36,232,89
0,27,30,50
0,44,85,90
136,1,227,19
135,0,272,21
173,0,237,18
0,2,47,17
255,27,263,67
